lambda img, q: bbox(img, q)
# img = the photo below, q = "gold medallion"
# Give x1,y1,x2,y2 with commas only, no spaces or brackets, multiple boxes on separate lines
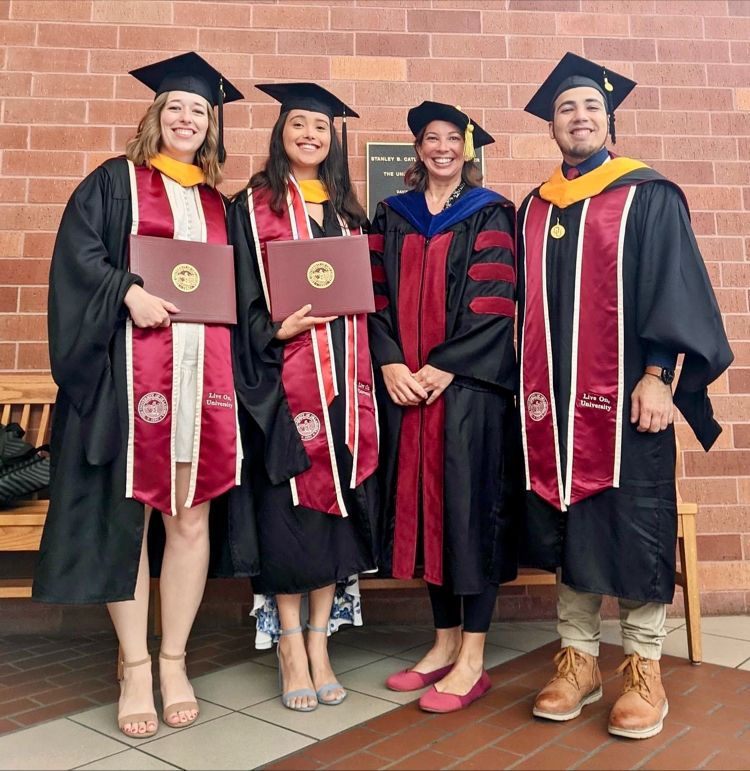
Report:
550,218,566,239
307,260,335,289
171,263,200,292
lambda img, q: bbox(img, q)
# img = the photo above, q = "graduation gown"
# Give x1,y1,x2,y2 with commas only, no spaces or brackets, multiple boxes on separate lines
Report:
227,193,379,595
517,162,733,604
33,157,255,604
369,187,521,594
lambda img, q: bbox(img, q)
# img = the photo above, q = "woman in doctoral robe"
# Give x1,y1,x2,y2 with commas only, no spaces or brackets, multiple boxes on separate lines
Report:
33,53,249,738
369,102,521,713
227,83,379,712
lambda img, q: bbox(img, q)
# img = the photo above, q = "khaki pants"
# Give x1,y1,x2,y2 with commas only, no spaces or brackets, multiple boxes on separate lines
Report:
557,582,667,660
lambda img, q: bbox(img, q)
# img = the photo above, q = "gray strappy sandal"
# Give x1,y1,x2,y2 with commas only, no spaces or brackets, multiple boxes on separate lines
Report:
306,623,347,706
277,626,318,712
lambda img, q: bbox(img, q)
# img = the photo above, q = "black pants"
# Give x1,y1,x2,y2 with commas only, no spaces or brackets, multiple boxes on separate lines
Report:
427,582,499,633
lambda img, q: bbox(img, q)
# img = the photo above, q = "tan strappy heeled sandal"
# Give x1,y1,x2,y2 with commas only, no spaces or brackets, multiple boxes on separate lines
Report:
159,651,199,727
117,656,158,738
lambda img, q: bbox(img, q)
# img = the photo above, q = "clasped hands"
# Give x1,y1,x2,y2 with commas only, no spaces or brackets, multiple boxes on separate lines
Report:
381,362,454,407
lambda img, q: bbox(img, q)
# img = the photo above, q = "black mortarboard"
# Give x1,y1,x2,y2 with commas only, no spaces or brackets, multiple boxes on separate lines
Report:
129,51,244,163
524,52,636,143
256,82,359,192
407,101,494,162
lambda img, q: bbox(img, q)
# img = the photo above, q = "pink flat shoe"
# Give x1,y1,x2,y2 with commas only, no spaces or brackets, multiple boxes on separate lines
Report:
418,670,492,713
386,664,454,692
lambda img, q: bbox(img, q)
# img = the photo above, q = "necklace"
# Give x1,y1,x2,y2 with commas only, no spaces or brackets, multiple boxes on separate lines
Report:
443,182,465,210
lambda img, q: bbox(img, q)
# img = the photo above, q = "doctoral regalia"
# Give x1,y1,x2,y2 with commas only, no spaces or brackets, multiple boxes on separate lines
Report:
227,181,380,601
33,156,255,604
517,158,733,603
369,186,521,595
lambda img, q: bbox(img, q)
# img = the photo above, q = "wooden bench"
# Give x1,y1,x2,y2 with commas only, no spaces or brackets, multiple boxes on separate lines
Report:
0,374,57,599
362,454,704,665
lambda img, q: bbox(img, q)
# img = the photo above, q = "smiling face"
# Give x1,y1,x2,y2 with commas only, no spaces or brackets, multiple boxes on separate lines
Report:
416,120,465,187
282,109,332,180
549,86,609,166
159,90,210,164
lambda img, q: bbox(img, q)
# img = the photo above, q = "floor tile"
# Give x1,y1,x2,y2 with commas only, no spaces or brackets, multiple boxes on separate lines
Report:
75,749,179,770
243,689,395,740
338,657,425,705
0,718,126,771
253,641,386,676
485,623,559,652
191,661,279,710
334,626,436,656
661,628,750,667
69,699,229,746
141,712,314,770
699,615,750,642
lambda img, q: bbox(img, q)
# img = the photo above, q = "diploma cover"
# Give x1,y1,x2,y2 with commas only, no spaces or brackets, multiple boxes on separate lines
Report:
265,233,375,322
129,234,237,324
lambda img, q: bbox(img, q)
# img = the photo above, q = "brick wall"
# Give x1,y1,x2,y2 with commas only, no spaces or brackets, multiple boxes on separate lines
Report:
1,0,748,619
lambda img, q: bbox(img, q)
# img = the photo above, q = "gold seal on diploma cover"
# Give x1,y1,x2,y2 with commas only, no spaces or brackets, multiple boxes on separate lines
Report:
171,263,200,292
550,218,566,239
307,260,335,289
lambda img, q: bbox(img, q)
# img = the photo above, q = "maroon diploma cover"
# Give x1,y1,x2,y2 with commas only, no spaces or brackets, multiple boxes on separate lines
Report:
129,234,237,324
265,233,375,322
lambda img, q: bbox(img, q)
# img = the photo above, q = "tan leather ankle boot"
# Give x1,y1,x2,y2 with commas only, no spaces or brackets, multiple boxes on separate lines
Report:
532,646,602,721
608,653,668,739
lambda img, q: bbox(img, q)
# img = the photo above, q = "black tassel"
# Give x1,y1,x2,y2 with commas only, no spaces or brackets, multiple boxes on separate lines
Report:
341,106,351,193
218,77,226,164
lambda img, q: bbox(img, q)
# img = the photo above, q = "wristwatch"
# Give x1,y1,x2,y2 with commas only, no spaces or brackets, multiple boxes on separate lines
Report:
645,365,675,385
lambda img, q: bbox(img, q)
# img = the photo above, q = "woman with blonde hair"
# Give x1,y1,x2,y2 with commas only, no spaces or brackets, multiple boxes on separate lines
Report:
33,53,248,738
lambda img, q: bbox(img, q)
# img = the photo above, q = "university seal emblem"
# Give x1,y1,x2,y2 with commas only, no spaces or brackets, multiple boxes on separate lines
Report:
171,263,200,293
307,260,335,289
137,391,169,424
527,391,549,422
294,411,321,442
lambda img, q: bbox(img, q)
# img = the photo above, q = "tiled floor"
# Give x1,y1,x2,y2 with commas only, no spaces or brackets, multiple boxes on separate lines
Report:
1,617,749,770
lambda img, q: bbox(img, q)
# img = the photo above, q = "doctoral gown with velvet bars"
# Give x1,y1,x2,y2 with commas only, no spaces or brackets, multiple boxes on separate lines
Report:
517,173,733,604
32,156,255,605
227,195,379,595
369,187,522,595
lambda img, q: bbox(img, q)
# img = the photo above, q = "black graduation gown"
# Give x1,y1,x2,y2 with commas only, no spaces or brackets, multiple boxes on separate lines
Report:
33,157,255,604
227,195,380,595
517,173,733,604
369,188,522,595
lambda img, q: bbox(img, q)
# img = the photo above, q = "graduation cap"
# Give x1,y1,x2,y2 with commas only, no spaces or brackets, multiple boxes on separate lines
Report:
256,82,358,192
524,52,636,143
129,51,244,163
407,101,494,162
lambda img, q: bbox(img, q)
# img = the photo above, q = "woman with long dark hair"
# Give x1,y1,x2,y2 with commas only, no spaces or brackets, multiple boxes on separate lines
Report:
228,83,379,712
33,53,247,737
369,102,521,712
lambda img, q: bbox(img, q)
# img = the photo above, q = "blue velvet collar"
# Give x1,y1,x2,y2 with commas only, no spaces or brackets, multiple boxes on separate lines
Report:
384,187,510,237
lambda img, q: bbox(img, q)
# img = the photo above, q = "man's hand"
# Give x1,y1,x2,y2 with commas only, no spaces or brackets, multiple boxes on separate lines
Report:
630,373,674,432
414,364,455,406
124,284,179,328
275,304,337,341
381,363,429,406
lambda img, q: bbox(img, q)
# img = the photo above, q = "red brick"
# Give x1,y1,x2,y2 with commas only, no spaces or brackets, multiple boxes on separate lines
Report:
254,55,329,80
32,73,113,99
730,41,750,62
0,125,29,150
0,72,31,97
683,185,742,212
0,232,24,257
659,39,731,63
387,749,453,770
16,344,49,371
408,9,480,33
728,368,750,394
92,0,170,23
173,1,253,28
557,12,630,36
354,81,431,107
661,87,734,111
578,0,655,10
0,288,19,313
483,10,557,34
277,30,353,55
328,752,388,771
118,24,198,51
332,7,405,30
3,151,84,178
10,0,91,21
4,98,86,125
706,16,750,39
0,344,16,370
254,4,328,30
0,204,64,233
451,746,521,770
434,84,510,110
0,177,26,203
664,136,737,162
685,450,750,478
0,20,35,44
0,315,47,342
735,425,750,448
408,58,482,83
30,126,113,153
636,62,708,87
508,35,581,60
199,28,276,54
584,37,657,62
697,534,744,561
717,212,750,236
7,46,89,72
713,288,749,314
356,31,428,58
18,287,47,313
638,111,710,136
508,0,582,9
711,111,750,135
36,21,117,48
513,744,588,770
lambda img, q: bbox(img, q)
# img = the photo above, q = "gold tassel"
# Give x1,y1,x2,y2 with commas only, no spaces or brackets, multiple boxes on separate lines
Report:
456,105,476,162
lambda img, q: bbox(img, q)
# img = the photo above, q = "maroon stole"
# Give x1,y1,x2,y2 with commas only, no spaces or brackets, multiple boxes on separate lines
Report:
125,161,240,516
520,185,636,511
245,179,378,516
388,231,454,585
